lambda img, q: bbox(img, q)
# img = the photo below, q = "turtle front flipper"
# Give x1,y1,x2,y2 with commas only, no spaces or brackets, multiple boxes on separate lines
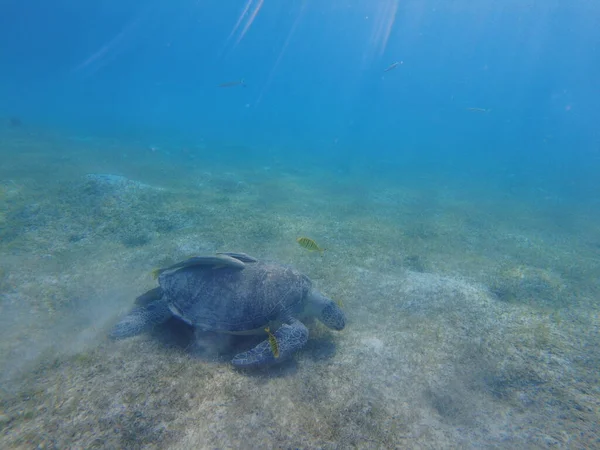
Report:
110,299,173,339
231,318,309,368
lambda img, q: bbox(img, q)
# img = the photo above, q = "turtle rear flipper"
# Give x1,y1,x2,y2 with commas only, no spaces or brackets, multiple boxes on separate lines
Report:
231,318,309,368
110,300,173,339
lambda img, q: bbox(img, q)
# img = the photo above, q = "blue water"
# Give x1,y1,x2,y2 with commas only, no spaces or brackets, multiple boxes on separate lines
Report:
2,1,598,187
1,1,600,448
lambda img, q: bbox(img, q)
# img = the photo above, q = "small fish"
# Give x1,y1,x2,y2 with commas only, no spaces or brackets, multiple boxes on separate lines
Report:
215,252,258,263
151,268,163,279
467,107,491,113
384,61,402,72
8,116,22,127
151,255,245,279
218,79,246,88
265,327,280,358
296,236,325,253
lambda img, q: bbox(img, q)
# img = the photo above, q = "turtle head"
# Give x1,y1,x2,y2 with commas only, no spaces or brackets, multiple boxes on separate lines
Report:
307,290,345,330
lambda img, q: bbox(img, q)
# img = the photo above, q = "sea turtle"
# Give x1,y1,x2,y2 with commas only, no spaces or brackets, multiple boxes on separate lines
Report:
110,252,346,368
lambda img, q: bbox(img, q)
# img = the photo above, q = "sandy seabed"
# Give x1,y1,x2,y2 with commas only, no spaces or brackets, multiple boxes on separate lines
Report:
0,129,599,449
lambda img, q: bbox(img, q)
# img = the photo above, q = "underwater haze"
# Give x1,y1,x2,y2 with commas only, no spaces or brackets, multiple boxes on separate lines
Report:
1,1,599,448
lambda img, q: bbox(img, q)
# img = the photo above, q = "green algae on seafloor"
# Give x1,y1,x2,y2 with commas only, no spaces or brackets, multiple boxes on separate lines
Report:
490,265,566,307
1,135,600,448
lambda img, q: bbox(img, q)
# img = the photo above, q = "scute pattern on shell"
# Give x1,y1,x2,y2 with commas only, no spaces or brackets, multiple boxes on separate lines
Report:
159,262,312,332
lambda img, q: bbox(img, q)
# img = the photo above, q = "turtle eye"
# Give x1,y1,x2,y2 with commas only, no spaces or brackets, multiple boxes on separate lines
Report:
321,303,345,330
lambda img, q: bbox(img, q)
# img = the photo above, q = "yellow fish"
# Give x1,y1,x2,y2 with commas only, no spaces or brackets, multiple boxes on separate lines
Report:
265,327,280,358
151,268,162,280
296,236,325,253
